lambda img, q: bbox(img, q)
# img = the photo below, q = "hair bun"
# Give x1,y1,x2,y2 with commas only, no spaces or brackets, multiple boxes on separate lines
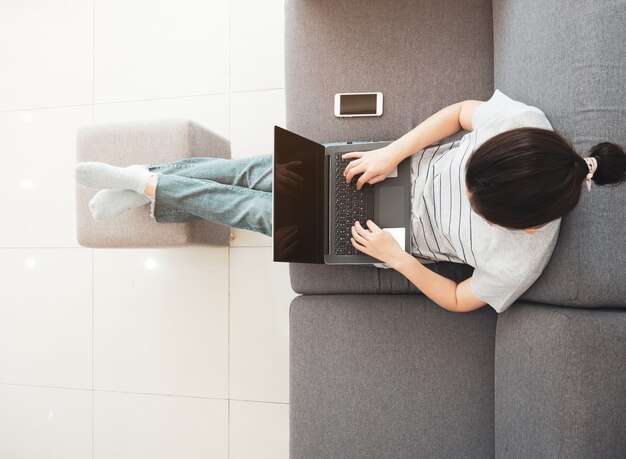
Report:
587,141,626,186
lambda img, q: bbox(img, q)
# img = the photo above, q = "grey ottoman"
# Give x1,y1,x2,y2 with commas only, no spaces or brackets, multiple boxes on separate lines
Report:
75,119,231,248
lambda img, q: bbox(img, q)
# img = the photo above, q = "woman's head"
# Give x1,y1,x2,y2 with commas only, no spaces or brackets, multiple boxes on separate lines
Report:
465,127,626,229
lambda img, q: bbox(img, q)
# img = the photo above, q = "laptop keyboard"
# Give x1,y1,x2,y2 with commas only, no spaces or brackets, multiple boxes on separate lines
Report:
334,156,372,256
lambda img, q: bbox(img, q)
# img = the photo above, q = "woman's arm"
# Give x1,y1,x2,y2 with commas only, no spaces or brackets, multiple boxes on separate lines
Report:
390,252,487,313
351,220,487,313
388,99,484,162
344,99,484,189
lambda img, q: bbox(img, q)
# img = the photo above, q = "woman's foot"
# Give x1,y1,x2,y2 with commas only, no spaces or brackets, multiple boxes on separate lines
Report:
75,162,152,194
88,189,150,221
143,174,157,198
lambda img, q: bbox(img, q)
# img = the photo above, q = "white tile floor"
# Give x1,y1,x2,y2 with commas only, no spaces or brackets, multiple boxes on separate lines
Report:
0,0,292,457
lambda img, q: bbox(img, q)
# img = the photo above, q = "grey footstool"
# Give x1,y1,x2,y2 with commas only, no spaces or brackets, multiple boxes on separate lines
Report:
75,119,231,248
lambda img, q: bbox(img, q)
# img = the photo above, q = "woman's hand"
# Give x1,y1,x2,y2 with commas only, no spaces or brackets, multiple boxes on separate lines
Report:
350,220,405,266
343,146,400,190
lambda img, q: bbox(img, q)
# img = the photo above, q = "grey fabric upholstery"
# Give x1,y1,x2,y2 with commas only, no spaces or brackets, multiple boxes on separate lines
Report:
289,260,474,295
492,0,626,309
287,0,626,457
285,0,494,144
290,294,497,459
495,303,626,458
76,119,231,248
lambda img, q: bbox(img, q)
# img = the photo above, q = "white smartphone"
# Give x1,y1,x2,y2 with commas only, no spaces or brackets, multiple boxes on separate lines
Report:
334,92,383,117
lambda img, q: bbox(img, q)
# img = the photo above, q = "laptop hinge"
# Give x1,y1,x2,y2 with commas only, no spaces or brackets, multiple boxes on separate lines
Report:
323,154,330,255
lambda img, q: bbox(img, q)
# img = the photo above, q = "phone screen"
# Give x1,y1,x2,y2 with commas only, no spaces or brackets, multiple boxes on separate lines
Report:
340,93,377,115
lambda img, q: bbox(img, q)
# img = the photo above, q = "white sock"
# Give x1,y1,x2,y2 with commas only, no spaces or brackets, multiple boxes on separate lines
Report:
88,189,151,221
75,162,152,194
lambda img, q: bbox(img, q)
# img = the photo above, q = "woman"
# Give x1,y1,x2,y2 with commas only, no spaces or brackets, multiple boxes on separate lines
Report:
75,90,626,314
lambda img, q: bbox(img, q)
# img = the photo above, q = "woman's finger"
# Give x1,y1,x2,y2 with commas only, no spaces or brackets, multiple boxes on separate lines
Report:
354,220,371,238
343,158,362,177
368,174,385,185
351,237,368,253
356,171,373,190
366,219,381,232
351,225,368,246
345,164,365,183
342,151,364,160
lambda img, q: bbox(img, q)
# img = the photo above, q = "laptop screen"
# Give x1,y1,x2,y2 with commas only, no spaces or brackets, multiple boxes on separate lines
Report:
273,126,325,263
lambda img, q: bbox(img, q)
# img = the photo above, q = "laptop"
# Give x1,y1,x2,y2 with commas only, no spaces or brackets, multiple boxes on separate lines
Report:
272,126,411,264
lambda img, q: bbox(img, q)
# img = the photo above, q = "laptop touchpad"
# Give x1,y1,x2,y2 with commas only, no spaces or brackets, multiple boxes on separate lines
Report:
376,186,405,227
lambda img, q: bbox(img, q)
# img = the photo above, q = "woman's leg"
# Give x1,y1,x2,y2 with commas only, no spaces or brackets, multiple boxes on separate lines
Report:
148,174,272,237
79,154,273,229
143,154,272,232
76,154,272,192
147,154,272,192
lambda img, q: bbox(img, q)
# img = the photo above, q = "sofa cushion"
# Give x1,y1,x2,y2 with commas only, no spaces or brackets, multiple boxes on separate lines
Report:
285,0,494,143
290,294,497,459
492,0,626,308
495,303,626,457
289,260,474,295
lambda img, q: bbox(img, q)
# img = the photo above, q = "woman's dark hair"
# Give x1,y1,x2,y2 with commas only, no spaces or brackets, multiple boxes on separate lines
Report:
465,127,626,229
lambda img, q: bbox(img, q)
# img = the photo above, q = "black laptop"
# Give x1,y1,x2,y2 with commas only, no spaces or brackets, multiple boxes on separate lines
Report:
272,126,411,264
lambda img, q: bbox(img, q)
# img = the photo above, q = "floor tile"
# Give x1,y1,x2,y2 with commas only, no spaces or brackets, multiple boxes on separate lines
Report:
95,391,227,459
230,0,285,92
94,93,230,141
94,0,229,103
0,106,92,247
94,247,229,398
229,400,289,459
0,249,92,389
0,384,92,459
1,0,294,456
230,89,285,159
229,247,294,403
0,0,93,111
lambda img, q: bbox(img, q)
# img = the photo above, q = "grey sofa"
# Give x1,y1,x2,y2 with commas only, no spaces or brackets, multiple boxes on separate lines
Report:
285,1,626,458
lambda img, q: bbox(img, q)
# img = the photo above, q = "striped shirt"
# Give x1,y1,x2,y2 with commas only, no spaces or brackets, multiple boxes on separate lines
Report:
409,89,562,313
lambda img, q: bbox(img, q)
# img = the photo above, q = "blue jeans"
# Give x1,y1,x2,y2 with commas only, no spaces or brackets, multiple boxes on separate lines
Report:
147,155,272,236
